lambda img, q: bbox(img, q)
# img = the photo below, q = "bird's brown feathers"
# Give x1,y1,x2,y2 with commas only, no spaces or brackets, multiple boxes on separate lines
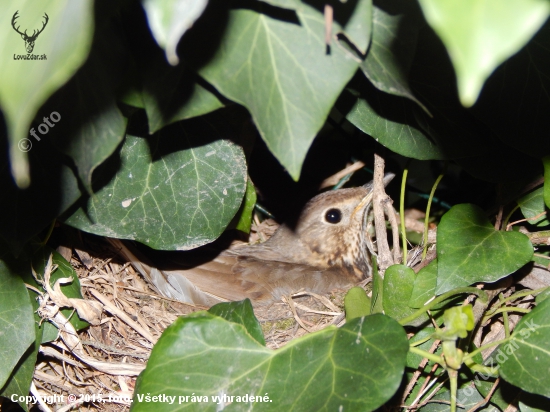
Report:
111,185,380,307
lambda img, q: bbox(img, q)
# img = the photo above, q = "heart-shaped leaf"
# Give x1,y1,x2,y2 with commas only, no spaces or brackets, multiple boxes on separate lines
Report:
30,247,89,333
42,23,129,193
0,301,42,411
0,137,81,250
543,156,550,210
230,179,257,234
344,286,371,322
436,204,533,294
409,259,437,308
361,4,426,110
383,264,426,326
199,0,371,179
498,297,550,397
0,0,94,187
140,48,224,134
142,0,209,65
132,312,408,411
208,299,265,346
0,253,35,390
517,187,550,227
345,88,443,161
65,113,247,251
417,0,550,107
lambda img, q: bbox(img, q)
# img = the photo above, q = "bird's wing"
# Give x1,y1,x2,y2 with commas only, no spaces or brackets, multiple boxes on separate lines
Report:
109,239,357,306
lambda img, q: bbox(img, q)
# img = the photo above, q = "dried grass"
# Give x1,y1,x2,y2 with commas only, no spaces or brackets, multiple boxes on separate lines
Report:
26,218,349,411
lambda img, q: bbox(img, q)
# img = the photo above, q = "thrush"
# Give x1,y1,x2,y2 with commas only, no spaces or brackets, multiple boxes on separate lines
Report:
111,175,394,307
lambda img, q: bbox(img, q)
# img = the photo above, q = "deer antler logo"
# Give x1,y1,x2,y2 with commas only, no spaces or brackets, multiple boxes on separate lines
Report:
11,11,49,54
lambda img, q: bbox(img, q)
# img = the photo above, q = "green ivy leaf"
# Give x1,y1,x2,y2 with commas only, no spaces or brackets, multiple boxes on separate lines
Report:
471,24,550,161
417,0,550,107
409,259,437,308
199,0,371,179
361,4,426,111
383,264,426,326
370,257,384,314
498,297,550,397
345,88,443,160
409,25,541,184
208,299,265,346
65,113,247,250
0,141,80,250
0,255,35,389
30,247,89,333
0,294,42,411
519,391,550,411
43,24,128,193
0,0,94,187
132,313,408,411
231,179,257,234
344,286,371,322
421,386,498,411
436,204,533,294
141,0,208,66
543,156,550,210
142,56,224,134
517,187,550,227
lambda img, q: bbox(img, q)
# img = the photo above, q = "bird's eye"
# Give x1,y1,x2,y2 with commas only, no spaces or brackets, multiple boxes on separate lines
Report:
325,208,342,224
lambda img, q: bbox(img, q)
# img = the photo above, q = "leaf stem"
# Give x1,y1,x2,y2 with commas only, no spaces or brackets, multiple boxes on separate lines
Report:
422,165,446,259
401,167,408,264
399,287,488,325
463,337,511,362
449,370,458,412
465,361,499,377
409,335,433,347
496,287,548,307
500,294,510,338
482,307,530,324
408,346,443,364
40,219,56,246
502,204,520,230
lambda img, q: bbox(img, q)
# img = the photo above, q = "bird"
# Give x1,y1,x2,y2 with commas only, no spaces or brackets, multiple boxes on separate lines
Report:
110,174,394,307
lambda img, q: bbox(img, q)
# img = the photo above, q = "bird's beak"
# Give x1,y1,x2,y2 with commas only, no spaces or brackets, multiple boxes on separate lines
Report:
361,172,395,192
352,172,395,218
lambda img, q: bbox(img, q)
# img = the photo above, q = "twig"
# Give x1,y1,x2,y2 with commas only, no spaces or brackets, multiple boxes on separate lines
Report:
466,378,500,412
506,211,547,231
402,339,441,405
89,289,156,344
385,203,402,264
319,160,365,189
30,381,52,412
494,206,504,230
373,153,393,273
282,295,313,333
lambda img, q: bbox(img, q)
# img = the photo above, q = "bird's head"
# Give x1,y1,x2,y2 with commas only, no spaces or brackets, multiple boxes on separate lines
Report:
285,174,394,279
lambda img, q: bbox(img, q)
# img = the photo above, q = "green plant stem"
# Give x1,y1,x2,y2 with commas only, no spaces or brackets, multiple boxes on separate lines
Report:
422,166,446,259
400,168,408,264
449,370,458,412
40,220,56,246
502,204,520,230
409,335,433,347
482,307,530,324
497,286,548,306
463,337,511,363
408,346,443,364
399,287,488,325
500,294,510,338
466,361,499,377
